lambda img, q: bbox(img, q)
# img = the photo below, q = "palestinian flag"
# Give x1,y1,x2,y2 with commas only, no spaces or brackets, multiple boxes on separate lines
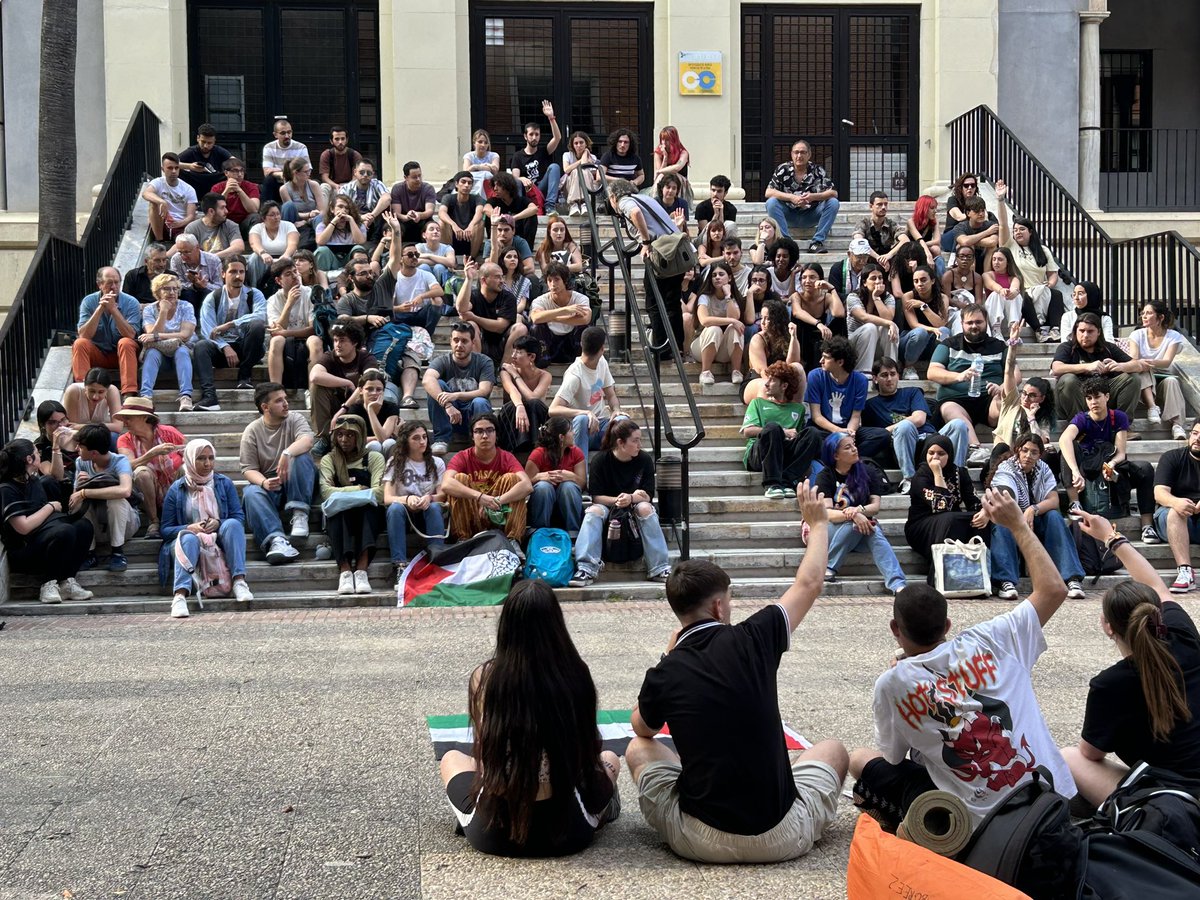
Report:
427,709,811,760
397,532,522,608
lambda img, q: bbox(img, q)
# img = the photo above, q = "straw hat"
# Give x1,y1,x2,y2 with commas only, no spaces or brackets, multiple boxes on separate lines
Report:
115,396,159,423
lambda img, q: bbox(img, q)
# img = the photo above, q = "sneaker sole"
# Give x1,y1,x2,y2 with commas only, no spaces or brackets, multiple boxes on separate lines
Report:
1170,585,1193,594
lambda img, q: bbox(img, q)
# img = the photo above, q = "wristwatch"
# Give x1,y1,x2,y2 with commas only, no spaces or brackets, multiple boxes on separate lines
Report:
281,450,292,458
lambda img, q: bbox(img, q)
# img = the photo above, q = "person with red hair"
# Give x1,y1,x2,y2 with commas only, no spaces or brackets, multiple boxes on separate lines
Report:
652,125,691,199
906,195,943,275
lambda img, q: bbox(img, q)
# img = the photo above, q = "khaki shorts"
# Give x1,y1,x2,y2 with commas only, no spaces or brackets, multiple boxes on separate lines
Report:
636,758,841,863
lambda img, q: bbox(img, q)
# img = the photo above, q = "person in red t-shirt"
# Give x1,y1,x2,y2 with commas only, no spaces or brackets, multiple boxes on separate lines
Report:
216,157,262,242
525,415,586,532
443,411,532,540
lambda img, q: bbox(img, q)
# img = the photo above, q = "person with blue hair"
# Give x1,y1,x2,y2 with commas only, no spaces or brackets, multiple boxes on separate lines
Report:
812,432,907,594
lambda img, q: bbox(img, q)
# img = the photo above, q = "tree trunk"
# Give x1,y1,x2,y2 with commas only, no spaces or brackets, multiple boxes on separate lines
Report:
38,0,78,241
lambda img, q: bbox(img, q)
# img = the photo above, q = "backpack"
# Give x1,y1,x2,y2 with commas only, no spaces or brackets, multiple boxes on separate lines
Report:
310,285,339,352
602,508,644,563
958,771,1084,899
369,322,414,382
522,528,574,587
1082,474,1128,519
572,271,603,325
862,457,896,496
1078,831,1200,899
1071,521,1123,580
174,533,233,601
1093,762,1200,853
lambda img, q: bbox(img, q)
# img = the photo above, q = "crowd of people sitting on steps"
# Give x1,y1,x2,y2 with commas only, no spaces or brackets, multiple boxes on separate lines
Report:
1,116,1199,890
3,117,1198,616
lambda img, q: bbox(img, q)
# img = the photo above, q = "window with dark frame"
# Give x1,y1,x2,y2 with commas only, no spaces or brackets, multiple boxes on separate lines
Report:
1100,50,1152,173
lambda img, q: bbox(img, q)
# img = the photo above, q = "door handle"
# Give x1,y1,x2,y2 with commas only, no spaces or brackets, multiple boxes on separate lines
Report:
841,119,855,126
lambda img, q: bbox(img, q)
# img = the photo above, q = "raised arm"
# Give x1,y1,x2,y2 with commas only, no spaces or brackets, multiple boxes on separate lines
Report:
981,487,1067,625
777,483,830,632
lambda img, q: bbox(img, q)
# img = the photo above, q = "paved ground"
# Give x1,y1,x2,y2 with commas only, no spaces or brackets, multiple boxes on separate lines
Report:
0,591,1121,899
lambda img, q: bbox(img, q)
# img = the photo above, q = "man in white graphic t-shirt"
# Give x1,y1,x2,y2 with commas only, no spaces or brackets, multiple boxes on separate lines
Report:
848,487,1076,831
550,326,623,478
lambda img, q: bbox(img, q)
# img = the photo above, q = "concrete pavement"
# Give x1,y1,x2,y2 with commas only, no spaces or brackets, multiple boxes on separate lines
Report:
0,591,1122,899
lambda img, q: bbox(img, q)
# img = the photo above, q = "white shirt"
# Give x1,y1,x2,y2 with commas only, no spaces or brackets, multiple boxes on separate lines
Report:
553,357,614,418
149,176,197,220
267,285,313,330
872,600,1076,823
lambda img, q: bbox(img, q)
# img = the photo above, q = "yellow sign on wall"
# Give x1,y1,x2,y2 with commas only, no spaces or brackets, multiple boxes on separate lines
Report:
678,51,722,96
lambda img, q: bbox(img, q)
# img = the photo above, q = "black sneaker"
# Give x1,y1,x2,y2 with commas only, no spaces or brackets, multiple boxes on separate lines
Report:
79,553,99,571
808,240,826,253
236,380,254,390
312,436,331,457
108,552,128,572
195,395,221,411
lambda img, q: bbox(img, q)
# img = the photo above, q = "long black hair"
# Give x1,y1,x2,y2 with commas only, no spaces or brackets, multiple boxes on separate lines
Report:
471,580,606,844
389,420,436,483
1011,215,1049,267
0,438,36,482
535,415,572,471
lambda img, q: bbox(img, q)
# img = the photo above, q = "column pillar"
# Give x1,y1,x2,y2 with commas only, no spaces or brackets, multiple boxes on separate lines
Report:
1078,8,1110,210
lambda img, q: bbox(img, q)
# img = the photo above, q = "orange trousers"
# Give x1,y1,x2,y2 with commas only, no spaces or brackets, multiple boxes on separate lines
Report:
72,338,140,396
447,472,528,541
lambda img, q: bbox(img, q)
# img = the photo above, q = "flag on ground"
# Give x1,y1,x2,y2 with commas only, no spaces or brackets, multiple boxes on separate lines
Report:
427,709,811,760
397,531,522,607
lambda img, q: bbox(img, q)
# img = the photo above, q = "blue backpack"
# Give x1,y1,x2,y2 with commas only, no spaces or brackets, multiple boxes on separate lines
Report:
369,322,413,382
522,528,574,587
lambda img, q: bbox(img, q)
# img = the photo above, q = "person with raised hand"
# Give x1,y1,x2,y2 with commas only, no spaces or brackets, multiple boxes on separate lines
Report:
623,482,848,863
1062,510,1200,806
849,487,1076,835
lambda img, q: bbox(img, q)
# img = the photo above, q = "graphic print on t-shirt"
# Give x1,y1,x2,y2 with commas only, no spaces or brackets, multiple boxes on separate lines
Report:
899,659,1040,797
829,391,845,425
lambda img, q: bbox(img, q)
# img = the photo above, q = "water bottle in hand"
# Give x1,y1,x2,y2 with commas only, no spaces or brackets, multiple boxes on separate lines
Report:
967,354,984,398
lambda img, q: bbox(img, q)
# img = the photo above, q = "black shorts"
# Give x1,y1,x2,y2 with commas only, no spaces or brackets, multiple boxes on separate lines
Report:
935,394,992,429
852,757,937,831
446,770,614,857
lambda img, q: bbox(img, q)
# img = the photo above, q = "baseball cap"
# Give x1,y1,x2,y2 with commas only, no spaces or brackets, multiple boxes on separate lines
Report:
848,238,871,256
498,214,516,228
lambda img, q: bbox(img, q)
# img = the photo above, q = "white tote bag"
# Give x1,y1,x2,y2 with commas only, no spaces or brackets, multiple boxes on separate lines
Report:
931,536,990,598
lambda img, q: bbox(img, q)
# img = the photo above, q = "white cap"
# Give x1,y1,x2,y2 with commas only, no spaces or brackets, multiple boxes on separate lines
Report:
848,238,871,256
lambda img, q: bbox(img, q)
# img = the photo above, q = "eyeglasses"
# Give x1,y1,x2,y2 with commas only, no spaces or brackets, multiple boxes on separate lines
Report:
402,252,420,259
1020,390,1042,400
473,427,496,436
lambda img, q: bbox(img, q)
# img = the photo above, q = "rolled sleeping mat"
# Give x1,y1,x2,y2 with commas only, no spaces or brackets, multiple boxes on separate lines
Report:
898,790,973,858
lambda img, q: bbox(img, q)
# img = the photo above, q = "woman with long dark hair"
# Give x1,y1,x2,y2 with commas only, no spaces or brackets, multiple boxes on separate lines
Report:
898,265,951,381
790,262,845,369
439,579,621,856
995,180,1064,341
0,438,93,604
36,400,79,500
1064,512,1200,804
691,260,753,386
813,432,906,592
562,131,600,218
991,321,1060,478
383,420,446,587
742,297,803,404
1128,299,1188,439
982,247,1023,338
942,172,980,240
905,433,989,576
525,415,586,531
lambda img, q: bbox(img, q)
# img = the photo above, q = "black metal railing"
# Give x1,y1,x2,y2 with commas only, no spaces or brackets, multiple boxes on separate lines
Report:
949,105,1200,338
1100,128,1200,211
576,165,706,559
0,102,160,443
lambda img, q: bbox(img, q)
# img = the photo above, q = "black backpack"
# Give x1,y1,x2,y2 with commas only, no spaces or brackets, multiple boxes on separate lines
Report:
602,508,644,564
1071,521,1123,580
862,457,896,496
958,771,1084,899
1078,831,1200,899
1093,762,1200,856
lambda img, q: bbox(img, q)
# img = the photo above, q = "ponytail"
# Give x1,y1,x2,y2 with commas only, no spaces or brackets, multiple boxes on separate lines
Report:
1103,582,1192,741
535,415,571,470
0,439,35,482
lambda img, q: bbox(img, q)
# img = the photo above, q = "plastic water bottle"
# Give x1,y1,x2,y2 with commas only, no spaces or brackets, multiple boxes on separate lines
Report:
967,354,984,398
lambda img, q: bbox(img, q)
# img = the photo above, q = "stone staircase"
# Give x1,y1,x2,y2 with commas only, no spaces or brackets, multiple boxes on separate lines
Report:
2,200,1187,616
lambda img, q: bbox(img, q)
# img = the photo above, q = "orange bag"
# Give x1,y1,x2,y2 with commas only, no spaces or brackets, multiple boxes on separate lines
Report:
846,814,1031,900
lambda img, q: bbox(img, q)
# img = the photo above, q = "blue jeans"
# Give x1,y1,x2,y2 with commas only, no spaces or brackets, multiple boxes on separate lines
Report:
538,163,563,207
826,520,907,591
572,414,610,479
140,346,194,398
242,453,316,547
764,196,840,243
899,327,950,365
1154,506,1200,545
427,380,493,443
573,504,671,579
529,480,583,532
386,502,446,565
990,510,1083,584
281,200,322,231
419,262,451,286
892,418,969,478
171,518,247,594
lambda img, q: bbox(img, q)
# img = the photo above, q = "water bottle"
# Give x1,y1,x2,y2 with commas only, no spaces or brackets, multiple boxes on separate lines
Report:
608,515,622,543
967,354,984,398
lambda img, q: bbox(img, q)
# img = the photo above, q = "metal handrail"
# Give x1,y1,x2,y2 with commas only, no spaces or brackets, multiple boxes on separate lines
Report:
0,103,161,443
947,104,1200,338
575,165,706,559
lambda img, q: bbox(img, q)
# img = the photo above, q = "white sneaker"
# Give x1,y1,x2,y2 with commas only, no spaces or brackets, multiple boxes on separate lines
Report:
1173,423,1188,440
1066,580,1086,600
730,370,744,385
57,577,93,601
1171,566,1195,594
170,594,190,618
902,367,920,381
967,445,991,465
1147,405,1162,425
699,370,715,385
997,581,1019,600
899,478,912,495
337,570,355,595
290,510,310,538
354,570,372,594
431,441,449,456
265,536,300,564
39,580,62,604
232,579,254,602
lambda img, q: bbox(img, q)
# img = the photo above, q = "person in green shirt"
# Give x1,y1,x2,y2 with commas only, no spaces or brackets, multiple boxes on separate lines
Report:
742,361,823,498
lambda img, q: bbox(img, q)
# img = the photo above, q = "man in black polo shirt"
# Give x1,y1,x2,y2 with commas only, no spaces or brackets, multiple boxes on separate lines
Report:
626,483,848,863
